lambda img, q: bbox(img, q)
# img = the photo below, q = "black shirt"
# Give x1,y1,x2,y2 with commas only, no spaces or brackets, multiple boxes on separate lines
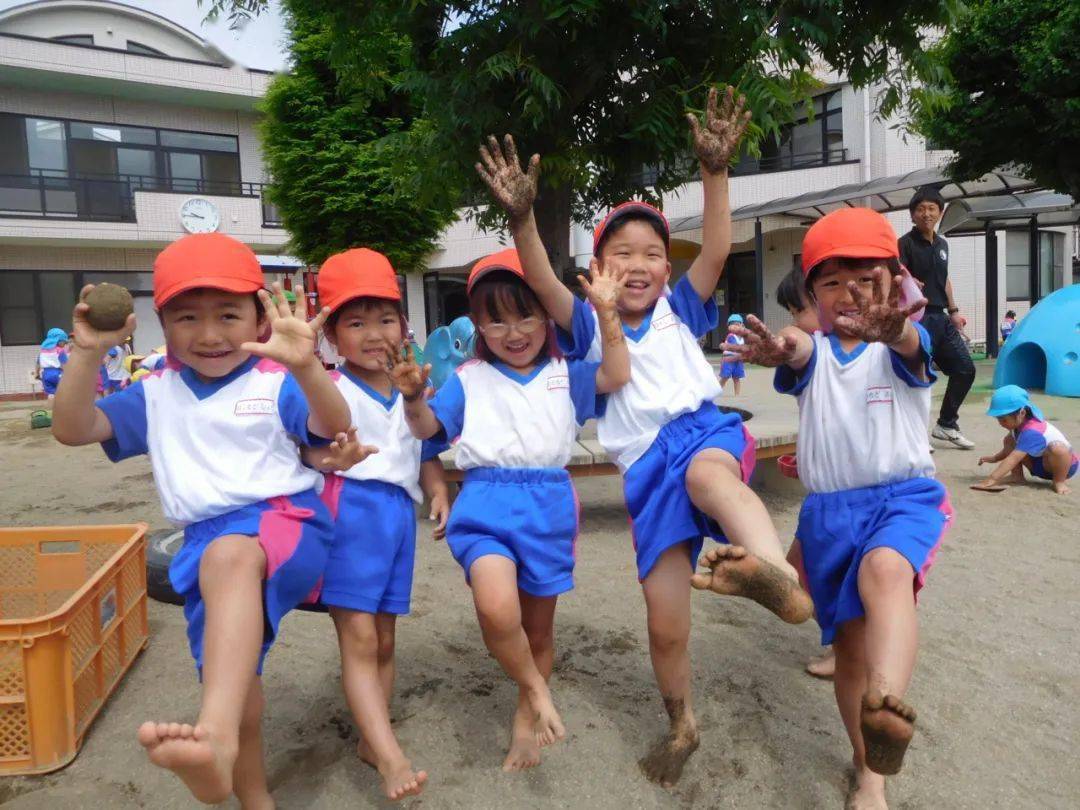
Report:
898,227,949,309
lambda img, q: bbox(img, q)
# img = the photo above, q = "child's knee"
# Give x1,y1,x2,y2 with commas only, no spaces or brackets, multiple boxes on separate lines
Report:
859,548,913,591
376,630,396,666
647,614,689,655
686,452,739,498
200,536,265,578
336,613,380,658
476,594,520,635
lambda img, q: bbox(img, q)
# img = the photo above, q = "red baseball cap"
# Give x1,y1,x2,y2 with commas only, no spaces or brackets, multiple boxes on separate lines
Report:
153,233,264,309
801,208,899,278
592,201,670,253
317,248,400,315
466,248,524,294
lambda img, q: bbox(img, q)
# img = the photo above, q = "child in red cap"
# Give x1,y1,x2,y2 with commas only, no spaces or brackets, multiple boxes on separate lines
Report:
728,207,953,808
52,232,351,806
388,248,629,772
475,87,813,787
305,247,450,800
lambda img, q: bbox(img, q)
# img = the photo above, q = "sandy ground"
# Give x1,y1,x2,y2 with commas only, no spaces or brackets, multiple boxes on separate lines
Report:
1,362,1078,809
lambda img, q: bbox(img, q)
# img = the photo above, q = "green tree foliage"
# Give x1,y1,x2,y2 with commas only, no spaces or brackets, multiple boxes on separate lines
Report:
257,4,459,268
918,0,1080,199
211,0,958,268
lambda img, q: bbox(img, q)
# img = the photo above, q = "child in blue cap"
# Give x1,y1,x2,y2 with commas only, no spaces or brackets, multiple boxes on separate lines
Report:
719,313,746,394
36,328,69,402
977,385,1077,495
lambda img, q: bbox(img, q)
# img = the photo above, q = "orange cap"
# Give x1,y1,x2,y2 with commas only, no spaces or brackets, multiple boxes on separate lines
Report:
801,208,899,277
317,248,400,314
592,201,669,253
466,248,524,294
153,233,264,309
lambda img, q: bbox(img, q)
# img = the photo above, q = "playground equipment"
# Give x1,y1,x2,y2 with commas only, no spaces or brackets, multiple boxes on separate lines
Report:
992,285,1080,397
424,316,476,390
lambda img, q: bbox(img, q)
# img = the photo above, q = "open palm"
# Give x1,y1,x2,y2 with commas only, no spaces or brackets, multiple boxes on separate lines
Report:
241,282,326,369
687,85,752,175
476,134,540,221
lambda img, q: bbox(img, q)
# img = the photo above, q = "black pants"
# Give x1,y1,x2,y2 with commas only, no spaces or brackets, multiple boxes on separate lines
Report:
921,310,975,429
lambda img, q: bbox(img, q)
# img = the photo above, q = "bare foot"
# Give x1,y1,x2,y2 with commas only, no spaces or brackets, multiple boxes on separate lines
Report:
137,720,235,804
526,684,565,747
639,718,700,788
691,545,814,624
356,738,377,769
379,756,427,801
1053,481,1071,495
502,706,541,772
805,647,835,679
845,764,888,809
861,690,916,775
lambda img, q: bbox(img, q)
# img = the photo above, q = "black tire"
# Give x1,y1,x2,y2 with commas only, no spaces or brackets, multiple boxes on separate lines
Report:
145,528,329,613
146,528,185,606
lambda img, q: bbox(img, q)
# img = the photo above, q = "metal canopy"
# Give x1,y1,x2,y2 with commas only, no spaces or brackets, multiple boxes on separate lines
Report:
939,191,1079,236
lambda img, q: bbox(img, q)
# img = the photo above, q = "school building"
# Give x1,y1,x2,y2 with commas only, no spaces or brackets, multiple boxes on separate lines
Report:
2,1,1077,396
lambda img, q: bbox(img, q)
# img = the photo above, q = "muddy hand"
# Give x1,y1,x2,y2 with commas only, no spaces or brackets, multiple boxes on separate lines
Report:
728,315,797,367
687,85,751,174
578,257,627,312
476,134,540,222
385,339,430,400
72,284,136,352
833,270,926,345
319,427,379,472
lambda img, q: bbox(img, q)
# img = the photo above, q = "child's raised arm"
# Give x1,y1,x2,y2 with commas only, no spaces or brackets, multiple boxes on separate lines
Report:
684,86,751,303
52,285,136,446
386,343,443,440
578,258,630,394
476,135,576,332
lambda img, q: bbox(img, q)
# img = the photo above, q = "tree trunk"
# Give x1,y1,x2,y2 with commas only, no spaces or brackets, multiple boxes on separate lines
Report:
533,181,574,283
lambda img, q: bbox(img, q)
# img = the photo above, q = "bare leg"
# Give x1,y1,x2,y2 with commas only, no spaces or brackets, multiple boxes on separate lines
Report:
638,545,700,788
137,534,265,804
719,376,729,391
686,450,813,623
858,548,918,777
331,608,425,801
470,555,565,747
833,620,886,810
233,678,274,810
357,614,400,767
1044,442,1073,494
503,593,557,772
733,377,741,396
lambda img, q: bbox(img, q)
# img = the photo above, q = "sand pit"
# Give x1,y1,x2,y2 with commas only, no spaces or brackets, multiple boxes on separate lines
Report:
1,363,1077,809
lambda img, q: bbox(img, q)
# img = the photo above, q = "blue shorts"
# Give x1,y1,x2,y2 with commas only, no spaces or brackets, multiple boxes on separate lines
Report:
447,467,578,597
720,360,745,380
173,489,332,674
41,367,62,395
796,477,953,645
318,475,417,614
1030,452,1079,481
624,403,755,580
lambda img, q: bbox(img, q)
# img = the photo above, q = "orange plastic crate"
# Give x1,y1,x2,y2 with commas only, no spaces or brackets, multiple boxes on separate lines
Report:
0,524,149,775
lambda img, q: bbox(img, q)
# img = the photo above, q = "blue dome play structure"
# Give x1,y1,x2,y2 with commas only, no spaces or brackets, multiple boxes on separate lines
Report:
993,285,1080,397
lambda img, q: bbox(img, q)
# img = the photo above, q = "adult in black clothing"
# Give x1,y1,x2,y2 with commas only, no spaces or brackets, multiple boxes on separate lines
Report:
898,186,976,449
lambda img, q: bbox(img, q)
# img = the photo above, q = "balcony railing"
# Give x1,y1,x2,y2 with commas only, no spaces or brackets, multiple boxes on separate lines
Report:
0,172,281,226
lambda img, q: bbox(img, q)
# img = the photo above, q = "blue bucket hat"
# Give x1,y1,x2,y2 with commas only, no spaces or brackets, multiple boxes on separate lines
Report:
727,313,744,325
986,384,1043,421
41,328,69,349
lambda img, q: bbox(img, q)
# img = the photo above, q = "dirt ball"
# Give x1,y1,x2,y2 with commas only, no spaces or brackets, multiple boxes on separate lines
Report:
85,283,134,331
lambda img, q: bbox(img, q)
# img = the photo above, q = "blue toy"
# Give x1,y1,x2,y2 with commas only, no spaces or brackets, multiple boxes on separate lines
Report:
423,316,476,390
993,285,1080,397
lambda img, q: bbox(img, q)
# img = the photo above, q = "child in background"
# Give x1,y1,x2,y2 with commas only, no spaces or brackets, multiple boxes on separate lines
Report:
103,344,130,394
730,207,951,810
390,249,630,772
476,87,813,789
999,310,1017,342
51,233,351,807
309,248,451,801
36,328,68,402
774,268,835,680
977,384,1077,495
719,314,746,394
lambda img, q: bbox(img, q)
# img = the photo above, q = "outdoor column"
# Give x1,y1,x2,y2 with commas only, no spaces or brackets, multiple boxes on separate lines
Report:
984,224,998,358
1028,215,1039,306
754,219,764,319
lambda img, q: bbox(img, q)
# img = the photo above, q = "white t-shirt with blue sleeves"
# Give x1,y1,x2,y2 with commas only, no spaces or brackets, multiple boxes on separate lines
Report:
97,356,325,526
1013,418,1071,458
330,367,447,502
429,356,599,470
558,275,722,472
775,325,937,494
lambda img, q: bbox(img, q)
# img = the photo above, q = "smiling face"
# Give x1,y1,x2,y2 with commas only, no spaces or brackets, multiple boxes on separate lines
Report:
160,288,263,379
469,272,549,370
809,258,892,337
911,200,942,234
597,218,670,317
328,298,404,376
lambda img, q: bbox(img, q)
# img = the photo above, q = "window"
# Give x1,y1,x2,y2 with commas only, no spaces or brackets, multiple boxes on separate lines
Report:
69,122,156,146
734,90,846,175
0,271,80,345
160,131,238,153
126,40,165,56
1006,230,1065,300
25,118,67,176
51,35,94,46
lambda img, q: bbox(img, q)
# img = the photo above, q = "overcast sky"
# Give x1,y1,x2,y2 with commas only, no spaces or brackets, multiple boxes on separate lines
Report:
0,0,291,70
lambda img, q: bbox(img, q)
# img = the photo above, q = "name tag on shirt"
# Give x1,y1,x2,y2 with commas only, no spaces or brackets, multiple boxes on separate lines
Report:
235,398,276,416
547,375,569,391
866,386,894,405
